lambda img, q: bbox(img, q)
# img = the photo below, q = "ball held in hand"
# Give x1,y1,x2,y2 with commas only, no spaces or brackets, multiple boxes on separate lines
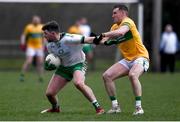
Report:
45,53,61,67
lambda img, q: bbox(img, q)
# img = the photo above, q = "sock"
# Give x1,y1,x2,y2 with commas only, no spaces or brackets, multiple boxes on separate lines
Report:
92,100,100,109
109,96,118,107
39,76,43,82
52,103,59,110
135,96,142,108
19,73,24,81
109,96,116,101
20,73,24,77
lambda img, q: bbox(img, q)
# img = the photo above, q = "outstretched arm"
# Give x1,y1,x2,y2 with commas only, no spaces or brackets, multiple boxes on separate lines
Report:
101,25,131,45
102,25,130,38
84,25,130,46
63,33,104,45
83,37,96,44
84,35,103,45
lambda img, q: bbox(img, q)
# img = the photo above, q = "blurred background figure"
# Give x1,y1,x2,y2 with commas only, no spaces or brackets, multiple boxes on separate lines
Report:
67,19,81,34
68,17,95,70
19,15,45,82
79,17,94,69
79,17,91,37
160,24,179,73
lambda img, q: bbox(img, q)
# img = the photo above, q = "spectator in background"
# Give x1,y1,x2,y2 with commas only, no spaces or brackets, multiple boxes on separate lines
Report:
67,19,81,34
160,24,179,73
79,17,95,69
68,18,95,70
79,17,91,37
19,15,44,82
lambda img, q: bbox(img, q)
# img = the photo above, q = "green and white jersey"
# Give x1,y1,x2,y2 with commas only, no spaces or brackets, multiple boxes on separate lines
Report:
46,33,85,67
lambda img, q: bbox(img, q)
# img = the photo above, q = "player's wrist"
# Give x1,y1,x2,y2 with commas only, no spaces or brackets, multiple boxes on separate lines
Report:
93,36,99,45
101,33,106,37
80,36,85,44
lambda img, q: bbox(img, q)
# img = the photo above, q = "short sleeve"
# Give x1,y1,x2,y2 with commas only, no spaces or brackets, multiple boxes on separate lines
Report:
23,25,30,35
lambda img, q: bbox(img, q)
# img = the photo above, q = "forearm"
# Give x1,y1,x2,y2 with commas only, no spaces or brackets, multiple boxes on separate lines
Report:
83,34,105,45
20,34,26,45
84,37,95,44
100,37,110,44
63,34,85,44
102,30,123,38
102,25,129,38
64,36,99,45
104,33,131,46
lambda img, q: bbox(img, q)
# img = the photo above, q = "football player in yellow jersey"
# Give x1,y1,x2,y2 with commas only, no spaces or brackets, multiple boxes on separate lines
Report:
19,15,44,82
98,4,149,115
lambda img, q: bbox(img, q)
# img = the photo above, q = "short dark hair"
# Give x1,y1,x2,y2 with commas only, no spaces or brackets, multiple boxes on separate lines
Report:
113,4,128,12
42,20,60,32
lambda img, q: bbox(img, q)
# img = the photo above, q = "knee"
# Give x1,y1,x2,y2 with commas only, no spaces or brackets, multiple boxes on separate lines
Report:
103,72,112,82
128,72,137,80
25,60,31,64
37,59,43,65
45,91,54,98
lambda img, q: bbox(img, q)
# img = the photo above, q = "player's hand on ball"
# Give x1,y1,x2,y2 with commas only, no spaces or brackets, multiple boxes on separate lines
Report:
44,61,57,71
44,53,61,71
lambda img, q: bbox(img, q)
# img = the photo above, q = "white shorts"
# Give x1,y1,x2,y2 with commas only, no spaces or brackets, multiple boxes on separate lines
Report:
26,47,44,57
119,57,149,72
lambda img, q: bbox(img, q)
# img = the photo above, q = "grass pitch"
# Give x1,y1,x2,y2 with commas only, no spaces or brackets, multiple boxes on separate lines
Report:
0,70,179,121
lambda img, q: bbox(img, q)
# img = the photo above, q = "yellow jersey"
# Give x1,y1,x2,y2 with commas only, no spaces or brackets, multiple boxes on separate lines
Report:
23,24,43,49
110,17,149,61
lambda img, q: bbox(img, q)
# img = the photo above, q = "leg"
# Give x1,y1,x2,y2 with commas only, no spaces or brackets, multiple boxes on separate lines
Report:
86,51,94,71
73,70,104,114
128,63,145,115
160,53,166,72
20,47,35,81
169,54,175,73
32,55,37,67
46,74,68,108
19,55,33,82
22,56,33,73
36,55,44,81
73,70,96,102
83,44,94,70
41,74,68,113
128,63,144,97
35,49,44,81
22,47,35,74
102,62,129,113
86,51,94,63
103,62,129,98
164,54,168,72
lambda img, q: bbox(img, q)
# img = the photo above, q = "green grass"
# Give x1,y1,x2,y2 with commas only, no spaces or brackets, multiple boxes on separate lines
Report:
0,70,180,121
